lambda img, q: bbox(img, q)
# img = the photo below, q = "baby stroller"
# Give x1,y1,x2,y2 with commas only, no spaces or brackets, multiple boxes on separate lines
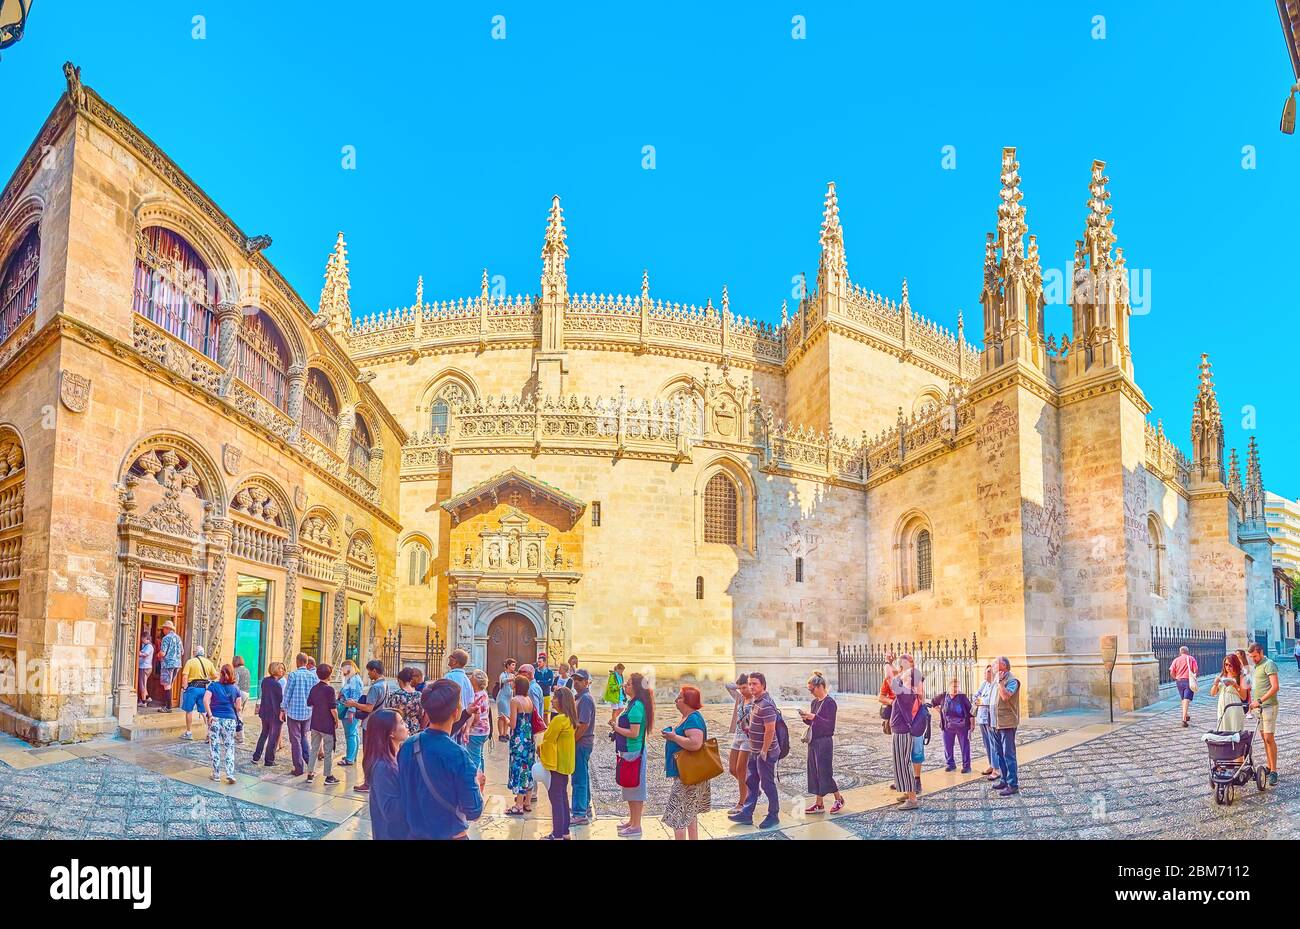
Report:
1202,701,1268,806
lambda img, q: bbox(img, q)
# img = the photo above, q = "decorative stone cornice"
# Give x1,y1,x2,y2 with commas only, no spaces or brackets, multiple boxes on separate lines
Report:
43,313,401,530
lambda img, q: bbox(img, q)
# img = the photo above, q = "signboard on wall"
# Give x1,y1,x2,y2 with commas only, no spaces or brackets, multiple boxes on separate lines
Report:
140,580,180,606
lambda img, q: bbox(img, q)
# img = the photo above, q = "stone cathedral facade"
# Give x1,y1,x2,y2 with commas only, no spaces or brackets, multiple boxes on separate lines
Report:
0,68,1275,742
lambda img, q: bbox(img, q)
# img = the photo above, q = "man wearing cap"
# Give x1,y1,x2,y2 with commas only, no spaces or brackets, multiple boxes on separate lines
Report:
535,653,556,718
156,620,183,713
570,668,597,824
179,644,217,740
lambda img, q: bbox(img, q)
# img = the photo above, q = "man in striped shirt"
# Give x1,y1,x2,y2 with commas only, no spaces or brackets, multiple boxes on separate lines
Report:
280,652,317,776
1169,646,1199,728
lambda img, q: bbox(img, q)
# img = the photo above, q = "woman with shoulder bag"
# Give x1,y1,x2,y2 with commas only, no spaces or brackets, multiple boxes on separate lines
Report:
609,671,653,837
799,670,845,814
660,685,712,840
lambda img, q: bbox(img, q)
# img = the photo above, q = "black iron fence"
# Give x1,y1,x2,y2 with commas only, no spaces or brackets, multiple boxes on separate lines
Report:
1152,626,1227,685
381,625,446,681
837,634,981,696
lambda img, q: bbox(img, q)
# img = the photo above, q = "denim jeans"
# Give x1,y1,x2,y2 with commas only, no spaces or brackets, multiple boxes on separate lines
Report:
995,727,1018,788
467,733,488,772
983,722,1001,773
571,742,593,817
342,716,360,763
740,752,779,820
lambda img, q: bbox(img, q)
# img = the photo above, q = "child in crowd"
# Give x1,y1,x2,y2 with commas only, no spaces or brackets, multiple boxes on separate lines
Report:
465,668,492,772
931,677,974,773
603,662,627,726
306,663,339,785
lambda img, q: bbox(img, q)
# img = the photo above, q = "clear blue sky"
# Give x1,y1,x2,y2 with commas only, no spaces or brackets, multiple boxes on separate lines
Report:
5,2,1297,495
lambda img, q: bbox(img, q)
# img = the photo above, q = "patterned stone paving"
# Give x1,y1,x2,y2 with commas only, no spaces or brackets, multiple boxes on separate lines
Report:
834,663,1300,840
0,755,335,840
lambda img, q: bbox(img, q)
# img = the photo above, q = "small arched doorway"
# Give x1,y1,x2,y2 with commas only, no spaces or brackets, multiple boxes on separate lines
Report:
486,612,536,679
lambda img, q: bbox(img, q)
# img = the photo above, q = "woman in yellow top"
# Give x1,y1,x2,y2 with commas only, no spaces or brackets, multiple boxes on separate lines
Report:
539,686,577,840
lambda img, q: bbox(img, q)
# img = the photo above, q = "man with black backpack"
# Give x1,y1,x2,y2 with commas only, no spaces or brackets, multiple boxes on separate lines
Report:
728,671,787,829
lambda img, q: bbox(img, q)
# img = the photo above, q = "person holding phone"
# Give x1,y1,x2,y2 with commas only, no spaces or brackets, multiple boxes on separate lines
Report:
1209,653,1246,732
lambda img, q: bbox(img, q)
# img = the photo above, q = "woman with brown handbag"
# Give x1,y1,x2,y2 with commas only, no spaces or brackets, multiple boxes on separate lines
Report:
659,685,713,840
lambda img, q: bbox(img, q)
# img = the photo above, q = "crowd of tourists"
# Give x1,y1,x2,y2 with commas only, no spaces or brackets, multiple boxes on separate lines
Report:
153,629,1286,839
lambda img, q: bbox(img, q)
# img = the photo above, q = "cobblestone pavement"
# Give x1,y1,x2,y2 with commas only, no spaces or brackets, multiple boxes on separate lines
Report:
833,662,1300,841
0,754,334,839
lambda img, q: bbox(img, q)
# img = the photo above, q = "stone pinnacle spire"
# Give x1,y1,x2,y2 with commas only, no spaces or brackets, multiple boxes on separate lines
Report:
1228,448,1244,495
1084,159,1117,267
996,147,1028,261
415,275,424,308
1190,353,1225,484
318,231,351,333
1245,436,1265,522
817,181,847,296
541,194,568,292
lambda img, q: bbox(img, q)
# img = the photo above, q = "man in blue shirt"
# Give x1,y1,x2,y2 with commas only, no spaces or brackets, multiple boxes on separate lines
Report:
280,652,317,776
534,653,556,716
156,620,183,713
396,679,486,839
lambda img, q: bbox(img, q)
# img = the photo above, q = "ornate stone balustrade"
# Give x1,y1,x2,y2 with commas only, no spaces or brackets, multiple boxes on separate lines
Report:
227,382,295,443
132,316,223,394
0,588,15,637
130,313,389,514
763,422,867,484
1144,421,1192,489
300,547,337,584
347,278,971,378
229,521,285,567
400,391,693,468
343,564,377,596
861,394,974,476
838,284,979,378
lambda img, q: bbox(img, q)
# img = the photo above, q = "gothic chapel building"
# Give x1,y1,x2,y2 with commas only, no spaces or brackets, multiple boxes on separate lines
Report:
0,67,1274,742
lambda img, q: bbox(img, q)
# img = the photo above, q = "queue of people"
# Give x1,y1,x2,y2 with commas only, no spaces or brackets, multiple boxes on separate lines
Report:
170,637,1290,839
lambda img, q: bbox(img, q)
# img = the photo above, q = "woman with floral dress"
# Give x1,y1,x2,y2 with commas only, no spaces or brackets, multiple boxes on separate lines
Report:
384,667,424,738
506,674,536,815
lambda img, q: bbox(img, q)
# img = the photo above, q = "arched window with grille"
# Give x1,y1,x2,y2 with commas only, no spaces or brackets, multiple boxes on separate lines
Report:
303,369,340,448
132,226,220,358
350,415,374,473
915,529,932,592
1147,515,1165,596
897,512,934,598
235,311,290,410
695,576,704,599
703,472,739,544
430,400,450,436
0,226,40,344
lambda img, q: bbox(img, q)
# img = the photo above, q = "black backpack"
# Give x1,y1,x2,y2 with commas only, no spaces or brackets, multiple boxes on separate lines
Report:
773,708,791,761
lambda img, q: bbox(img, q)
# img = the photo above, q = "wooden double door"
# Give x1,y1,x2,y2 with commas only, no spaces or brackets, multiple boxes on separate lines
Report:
485,612,536,680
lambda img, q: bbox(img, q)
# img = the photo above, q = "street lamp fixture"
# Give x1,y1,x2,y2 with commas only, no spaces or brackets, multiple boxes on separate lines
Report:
1281,0,1300,133
0,0,33,52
